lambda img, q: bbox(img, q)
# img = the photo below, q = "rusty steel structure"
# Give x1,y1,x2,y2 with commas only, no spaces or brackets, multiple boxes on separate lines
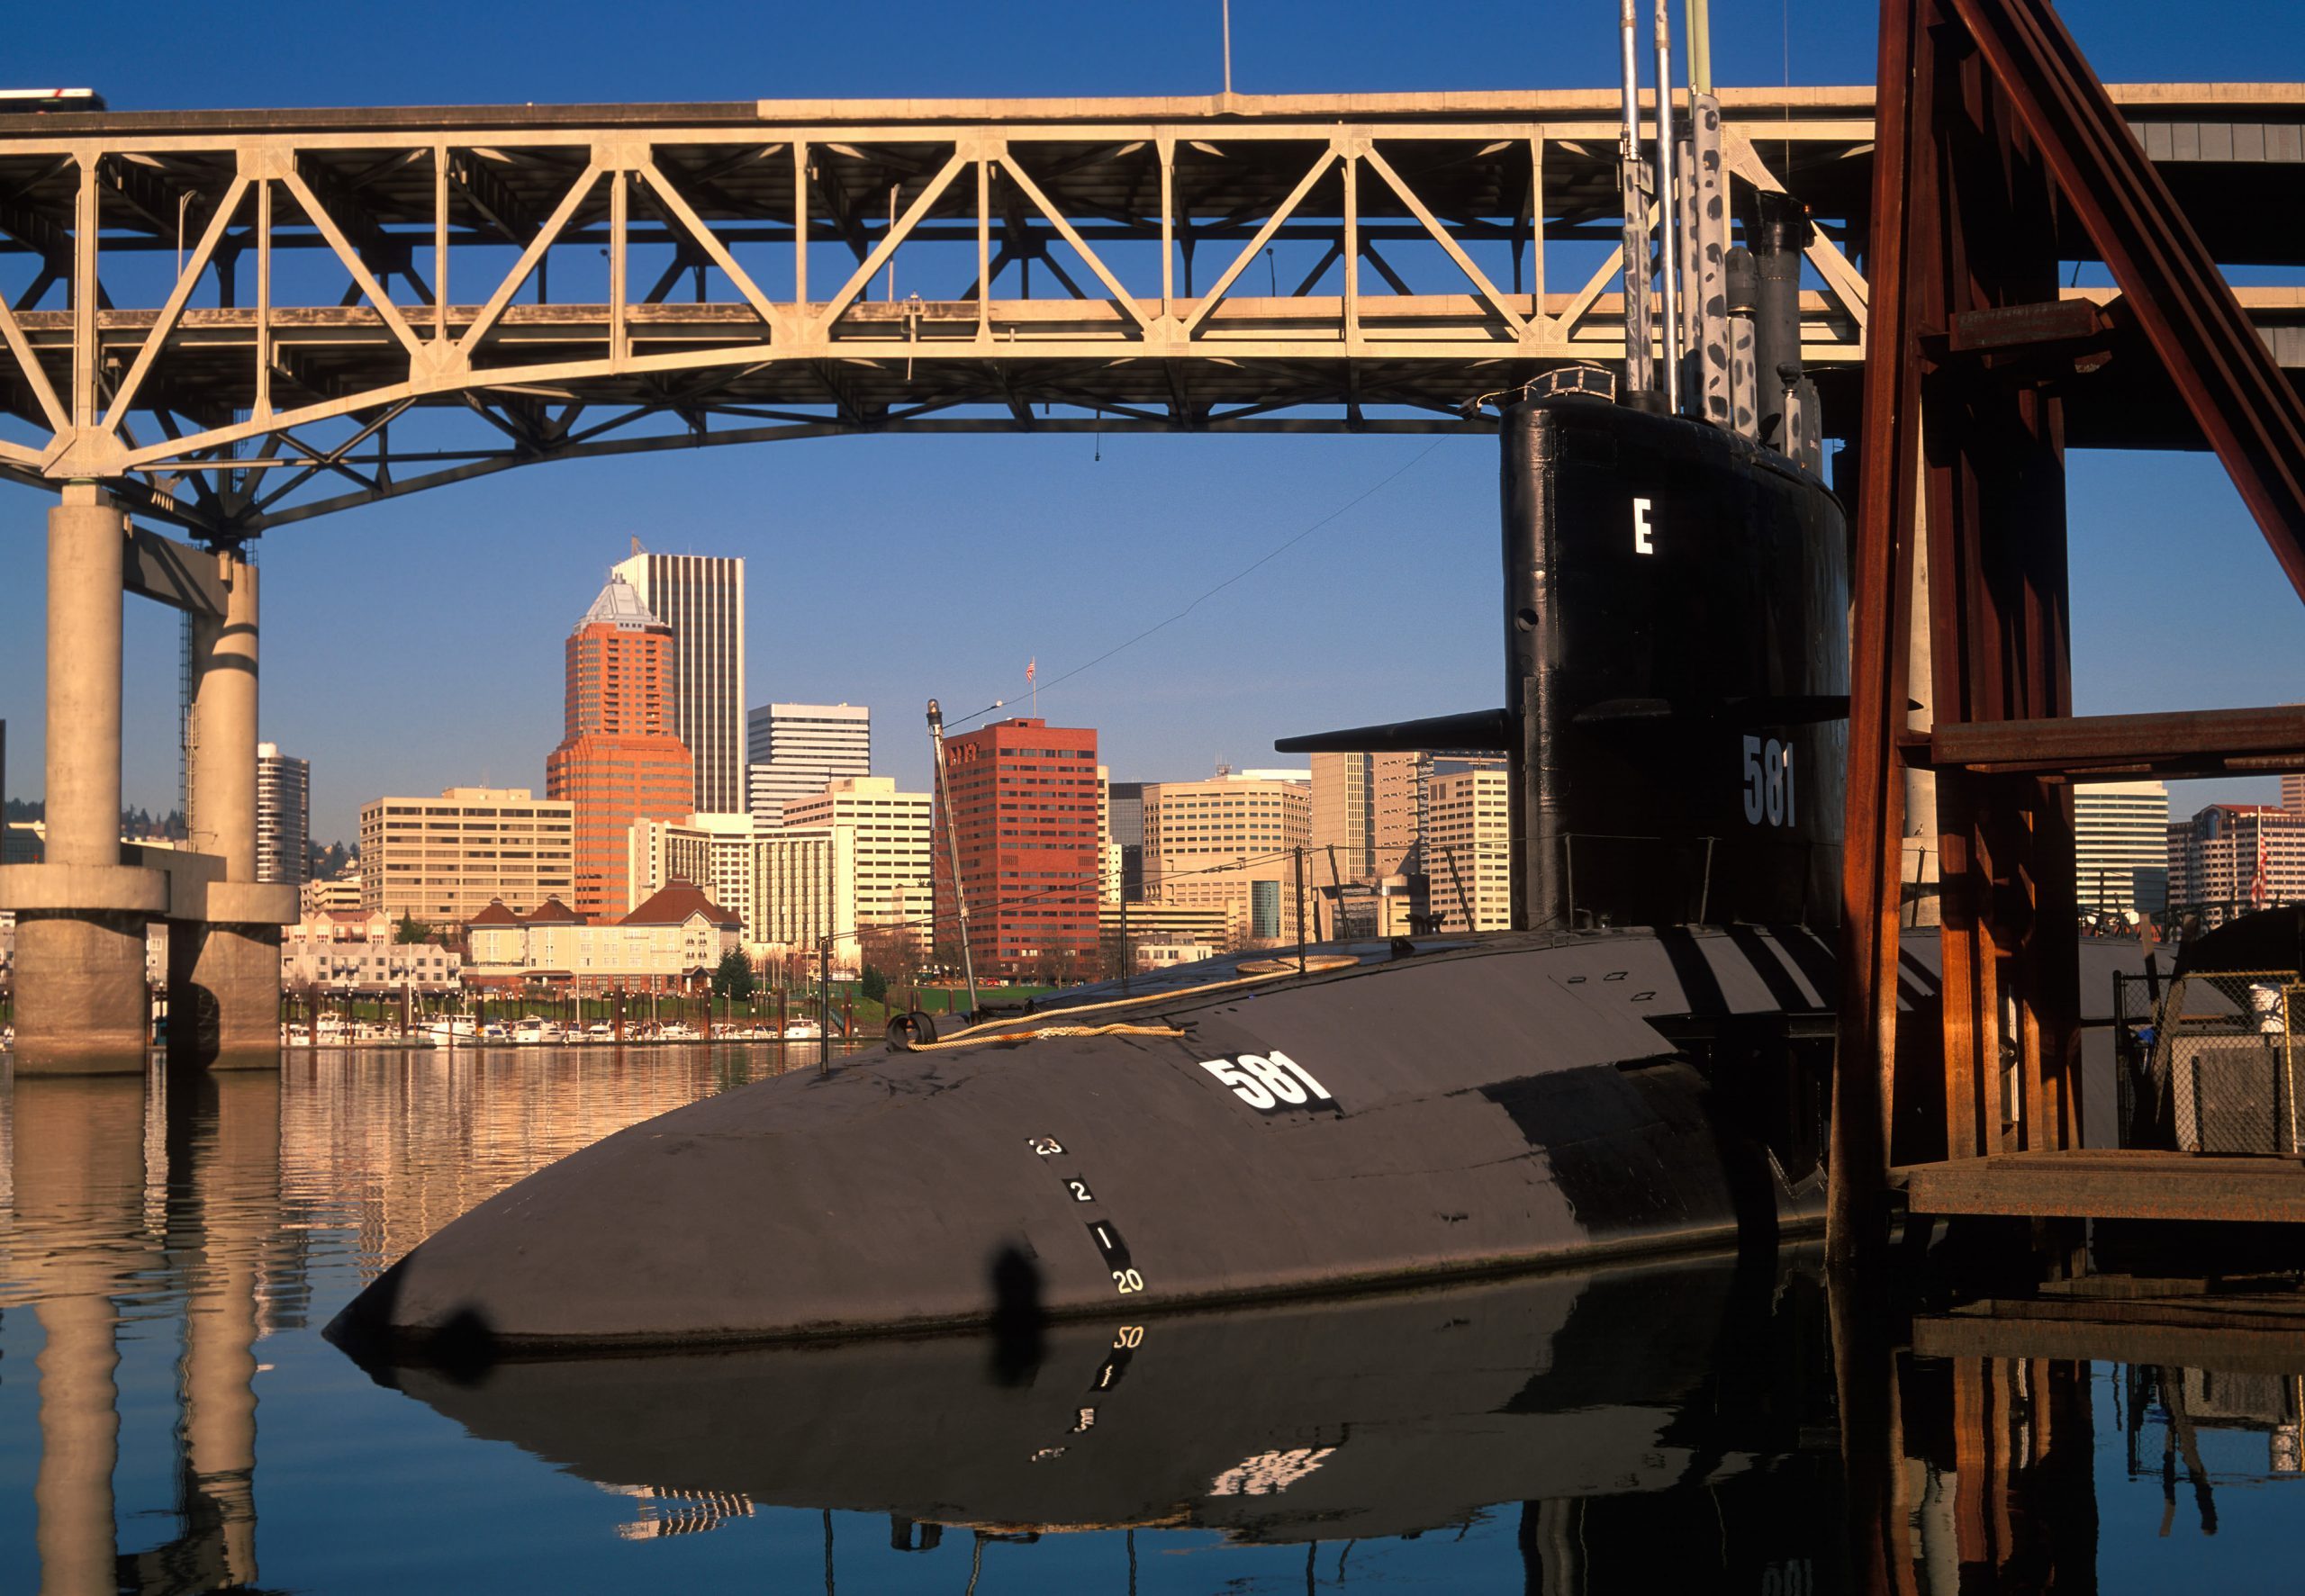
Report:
1,86,2300,537
1830,0,2305,1259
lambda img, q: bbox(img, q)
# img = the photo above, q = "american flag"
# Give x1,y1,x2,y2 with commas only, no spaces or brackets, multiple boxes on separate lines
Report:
1026,657,1035,684
2250,822,2270,909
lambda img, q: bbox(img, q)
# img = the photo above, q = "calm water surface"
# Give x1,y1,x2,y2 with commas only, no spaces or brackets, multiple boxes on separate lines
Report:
1,1047,2297,1593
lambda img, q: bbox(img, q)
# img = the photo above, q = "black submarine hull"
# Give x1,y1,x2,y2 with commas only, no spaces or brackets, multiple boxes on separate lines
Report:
330,925,1838,1354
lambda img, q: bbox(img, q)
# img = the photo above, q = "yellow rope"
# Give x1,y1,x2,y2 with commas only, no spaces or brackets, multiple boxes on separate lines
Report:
890,953,1360,1052
898,1022,1187,1053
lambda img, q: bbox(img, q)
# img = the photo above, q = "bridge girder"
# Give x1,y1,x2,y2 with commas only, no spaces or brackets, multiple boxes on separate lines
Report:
0,85,2297,536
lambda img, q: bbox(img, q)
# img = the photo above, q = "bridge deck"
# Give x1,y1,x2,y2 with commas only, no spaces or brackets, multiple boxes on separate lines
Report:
1,84,2299,532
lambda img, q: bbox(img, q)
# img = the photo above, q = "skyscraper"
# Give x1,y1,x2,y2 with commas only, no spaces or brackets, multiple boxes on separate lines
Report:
256,742,309,885
613,541,746,814
931,717,1100,979
746,701,871,825
546,574,696,920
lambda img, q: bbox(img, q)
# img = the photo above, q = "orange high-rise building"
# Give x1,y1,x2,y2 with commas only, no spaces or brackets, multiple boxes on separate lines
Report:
546,574,695,920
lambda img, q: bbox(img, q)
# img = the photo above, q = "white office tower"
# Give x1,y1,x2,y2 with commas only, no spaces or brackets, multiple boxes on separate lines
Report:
612,541,747,815
256,742,310,885
2285,771,2304,815
782,777,930,939
746,702,871,826
2074,780,2171,915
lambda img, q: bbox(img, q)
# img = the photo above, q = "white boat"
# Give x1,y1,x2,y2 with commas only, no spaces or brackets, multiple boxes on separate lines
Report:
585,1022,615,1041
421,1017,478,1047
781,1019,823,1041
658,1021,700,1041
511,1019,547,1045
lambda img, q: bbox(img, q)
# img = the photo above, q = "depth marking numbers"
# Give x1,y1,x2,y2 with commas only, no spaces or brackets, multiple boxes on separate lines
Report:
1198,1050,1336,1114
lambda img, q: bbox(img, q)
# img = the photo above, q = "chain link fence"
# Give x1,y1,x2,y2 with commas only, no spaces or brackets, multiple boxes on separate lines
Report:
2116,970,2304,1153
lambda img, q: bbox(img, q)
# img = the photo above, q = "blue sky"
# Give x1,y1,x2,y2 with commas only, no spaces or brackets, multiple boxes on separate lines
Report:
2,0,2299,843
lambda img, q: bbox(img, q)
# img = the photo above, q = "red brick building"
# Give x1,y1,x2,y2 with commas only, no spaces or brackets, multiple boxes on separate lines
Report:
931,717,1100,980
546,574,695,921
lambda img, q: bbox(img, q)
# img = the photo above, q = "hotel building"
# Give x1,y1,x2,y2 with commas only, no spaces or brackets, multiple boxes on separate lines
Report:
358,787,574,924
627,811,759,941
932,717,1101,979
613,542,747,815
546,574,695,920
783,775,931,937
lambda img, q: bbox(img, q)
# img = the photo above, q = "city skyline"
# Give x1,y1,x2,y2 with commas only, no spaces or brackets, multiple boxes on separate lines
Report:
0,2,2297,850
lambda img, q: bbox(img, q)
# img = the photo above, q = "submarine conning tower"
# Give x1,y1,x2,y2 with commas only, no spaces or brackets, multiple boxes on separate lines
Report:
1500,397,1849,931
1280,399,1849,933
1279,0,1848,934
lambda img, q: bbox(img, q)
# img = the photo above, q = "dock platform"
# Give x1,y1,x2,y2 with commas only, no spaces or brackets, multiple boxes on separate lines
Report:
1895,1150,2305,1225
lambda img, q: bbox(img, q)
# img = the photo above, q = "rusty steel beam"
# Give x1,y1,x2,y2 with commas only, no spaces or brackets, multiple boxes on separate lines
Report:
1919,705,2305,777
1946,0,2305,598
1830,0,1933,1268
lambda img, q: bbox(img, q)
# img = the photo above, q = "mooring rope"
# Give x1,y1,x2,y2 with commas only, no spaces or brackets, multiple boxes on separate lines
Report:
888,954,1360,1051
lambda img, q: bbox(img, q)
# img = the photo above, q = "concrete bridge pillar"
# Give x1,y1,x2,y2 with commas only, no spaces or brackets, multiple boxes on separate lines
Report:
172,548,289,1072
4,487,160,1075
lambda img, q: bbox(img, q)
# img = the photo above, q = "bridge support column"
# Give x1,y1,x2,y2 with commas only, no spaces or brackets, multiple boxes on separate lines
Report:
173,549,290,1072
3,487,158,1075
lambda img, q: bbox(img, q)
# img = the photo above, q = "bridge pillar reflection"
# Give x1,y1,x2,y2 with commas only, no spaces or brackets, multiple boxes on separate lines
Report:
14,1075,150,1595
172,548,288,1072
5,488,157,1075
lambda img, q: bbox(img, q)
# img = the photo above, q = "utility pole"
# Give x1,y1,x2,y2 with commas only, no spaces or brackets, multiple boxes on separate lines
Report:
1119,893,1131,996
1294,846,1307,975
818,936,833,1077
927,699,981,1016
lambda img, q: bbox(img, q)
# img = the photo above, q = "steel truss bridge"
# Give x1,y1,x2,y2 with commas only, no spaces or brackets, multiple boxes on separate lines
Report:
1,84,2300,536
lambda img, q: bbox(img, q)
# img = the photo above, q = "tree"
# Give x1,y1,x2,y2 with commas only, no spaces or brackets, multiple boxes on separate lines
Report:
393,915,431,944
710,946,757,1003
859,964,889,1005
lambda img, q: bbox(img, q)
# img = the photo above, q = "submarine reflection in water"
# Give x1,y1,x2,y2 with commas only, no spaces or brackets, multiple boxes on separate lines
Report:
367,1249,1844,1578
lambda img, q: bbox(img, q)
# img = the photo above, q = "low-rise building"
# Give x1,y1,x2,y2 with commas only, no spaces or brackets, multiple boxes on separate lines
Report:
302,871,363,917
463,883,742,990
281,909,464,993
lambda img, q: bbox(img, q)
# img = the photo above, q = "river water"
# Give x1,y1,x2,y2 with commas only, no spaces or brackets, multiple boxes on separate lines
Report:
0,1047,2297,1593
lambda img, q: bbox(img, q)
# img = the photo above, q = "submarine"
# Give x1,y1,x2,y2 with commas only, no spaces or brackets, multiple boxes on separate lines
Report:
330,381,1873,1358
330,13,1883,1357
